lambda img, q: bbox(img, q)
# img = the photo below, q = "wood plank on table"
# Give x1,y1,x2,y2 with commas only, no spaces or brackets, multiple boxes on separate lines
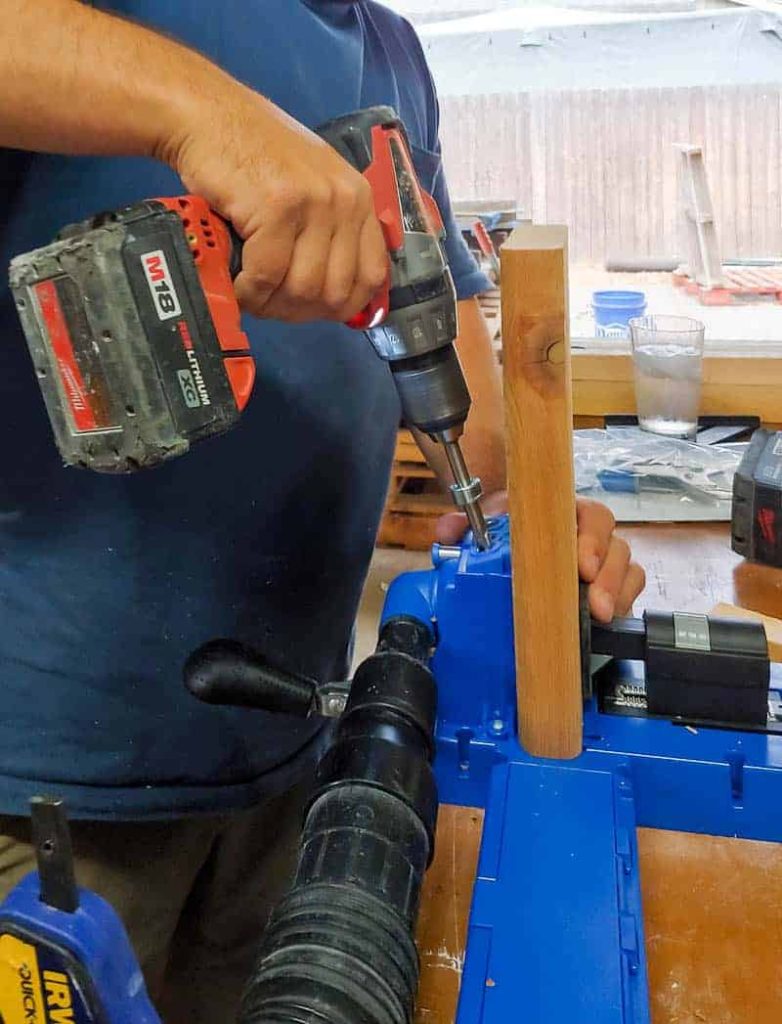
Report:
638,828,782,1024
415,805,483,1024
619,523,782,622
571,348,782,423
710,602,782,661
619,523,743,615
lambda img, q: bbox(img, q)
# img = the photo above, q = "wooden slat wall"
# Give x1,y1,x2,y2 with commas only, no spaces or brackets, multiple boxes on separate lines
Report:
439,83,782,262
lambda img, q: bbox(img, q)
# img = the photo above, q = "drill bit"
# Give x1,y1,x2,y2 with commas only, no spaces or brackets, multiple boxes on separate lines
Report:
442,439,491,550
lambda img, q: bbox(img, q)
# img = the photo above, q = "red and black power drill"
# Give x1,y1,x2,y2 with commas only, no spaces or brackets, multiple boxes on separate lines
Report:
9,107,490,547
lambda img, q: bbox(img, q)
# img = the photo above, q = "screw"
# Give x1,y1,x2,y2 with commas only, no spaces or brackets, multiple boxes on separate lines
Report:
325,696,346,716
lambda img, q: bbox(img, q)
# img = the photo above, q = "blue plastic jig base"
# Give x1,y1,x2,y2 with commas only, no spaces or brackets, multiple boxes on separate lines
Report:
382,516,782,1024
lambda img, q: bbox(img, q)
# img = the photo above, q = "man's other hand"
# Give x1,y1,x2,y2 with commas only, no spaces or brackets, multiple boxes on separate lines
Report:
436,494,645,623
575,498,645,622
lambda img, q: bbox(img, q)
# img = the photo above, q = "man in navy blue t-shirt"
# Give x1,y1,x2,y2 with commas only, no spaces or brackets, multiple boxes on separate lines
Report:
0,1,644,1017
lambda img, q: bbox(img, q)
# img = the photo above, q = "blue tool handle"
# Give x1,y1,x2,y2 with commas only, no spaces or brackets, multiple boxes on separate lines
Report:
597,469,639,493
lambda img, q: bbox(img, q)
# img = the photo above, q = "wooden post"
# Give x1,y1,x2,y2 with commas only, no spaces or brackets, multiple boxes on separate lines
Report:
500,225,582,759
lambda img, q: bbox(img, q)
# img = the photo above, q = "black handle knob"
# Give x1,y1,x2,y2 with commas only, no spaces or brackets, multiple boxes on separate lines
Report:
184,639,317,718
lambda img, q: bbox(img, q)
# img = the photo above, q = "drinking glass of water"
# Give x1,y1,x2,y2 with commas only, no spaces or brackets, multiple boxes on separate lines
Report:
629,315,706,439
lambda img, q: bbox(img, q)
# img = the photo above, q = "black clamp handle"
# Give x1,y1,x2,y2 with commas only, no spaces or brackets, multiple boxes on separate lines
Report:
184,639,318,718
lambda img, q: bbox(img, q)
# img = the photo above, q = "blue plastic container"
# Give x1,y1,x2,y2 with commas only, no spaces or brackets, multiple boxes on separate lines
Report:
592,290,647,338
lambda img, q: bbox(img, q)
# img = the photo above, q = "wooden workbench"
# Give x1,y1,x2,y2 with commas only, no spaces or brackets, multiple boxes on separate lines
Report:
414,523,782,1024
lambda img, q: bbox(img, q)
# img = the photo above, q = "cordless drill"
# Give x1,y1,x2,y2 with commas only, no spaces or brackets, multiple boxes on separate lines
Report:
9,106,490,548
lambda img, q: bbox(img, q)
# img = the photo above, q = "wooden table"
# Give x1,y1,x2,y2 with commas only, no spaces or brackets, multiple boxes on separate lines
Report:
414,524,782,1024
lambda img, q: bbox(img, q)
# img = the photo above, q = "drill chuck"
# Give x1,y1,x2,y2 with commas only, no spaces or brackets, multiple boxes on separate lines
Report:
365,257,470,438
391,345,470,438
390,346,490,550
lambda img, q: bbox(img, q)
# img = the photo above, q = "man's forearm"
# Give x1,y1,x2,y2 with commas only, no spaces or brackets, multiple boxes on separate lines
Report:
414,297,506,495
0,0,236,162
0,1,387,324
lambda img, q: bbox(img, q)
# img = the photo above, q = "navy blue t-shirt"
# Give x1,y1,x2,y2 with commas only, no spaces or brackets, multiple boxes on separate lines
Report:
0,0,489,818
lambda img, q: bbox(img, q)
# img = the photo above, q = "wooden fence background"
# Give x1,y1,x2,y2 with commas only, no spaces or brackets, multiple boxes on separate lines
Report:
439,83,782,262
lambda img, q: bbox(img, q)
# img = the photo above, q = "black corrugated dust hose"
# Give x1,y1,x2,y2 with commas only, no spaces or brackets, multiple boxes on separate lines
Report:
231,616,438,1024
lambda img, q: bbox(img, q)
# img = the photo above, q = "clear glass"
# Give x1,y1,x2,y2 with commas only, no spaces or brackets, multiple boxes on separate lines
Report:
629,315,706,439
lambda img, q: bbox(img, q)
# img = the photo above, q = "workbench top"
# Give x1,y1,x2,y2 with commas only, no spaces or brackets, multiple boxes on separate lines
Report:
414,523,782,1024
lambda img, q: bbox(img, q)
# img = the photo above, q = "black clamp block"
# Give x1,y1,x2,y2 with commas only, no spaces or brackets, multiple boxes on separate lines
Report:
644,611,769,726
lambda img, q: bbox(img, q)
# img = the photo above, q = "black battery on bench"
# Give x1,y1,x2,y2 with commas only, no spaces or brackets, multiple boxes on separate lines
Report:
732,429,782,568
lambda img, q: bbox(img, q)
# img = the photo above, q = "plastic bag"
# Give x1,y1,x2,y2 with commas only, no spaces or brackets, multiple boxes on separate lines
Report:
574,427,741,506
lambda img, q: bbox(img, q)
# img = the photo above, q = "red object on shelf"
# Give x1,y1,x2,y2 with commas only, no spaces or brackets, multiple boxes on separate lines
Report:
672,266,782,306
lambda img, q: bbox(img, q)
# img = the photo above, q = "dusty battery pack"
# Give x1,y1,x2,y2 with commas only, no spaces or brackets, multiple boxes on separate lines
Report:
731,429,782,568
9,196,254,473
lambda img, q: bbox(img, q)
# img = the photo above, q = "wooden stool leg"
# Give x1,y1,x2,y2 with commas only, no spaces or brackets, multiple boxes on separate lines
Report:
501,225,582,760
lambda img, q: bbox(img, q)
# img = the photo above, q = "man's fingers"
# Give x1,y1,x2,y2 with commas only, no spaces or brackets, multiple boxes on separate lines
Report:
615,562,646,617
233,215,296,317
226,146,385,322
327,214,388,323
319,218,363,318
272,184,385,323
234,209,386,323
436,511,469,545
356,211,388,299
576,498,616,582
482,490,509,517
259,209,335,321
588,534,631,622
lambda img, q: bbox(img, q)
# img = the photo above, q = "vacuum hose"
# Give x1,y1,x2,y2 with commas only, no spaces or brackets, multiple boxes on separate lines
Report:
184,616,438,1024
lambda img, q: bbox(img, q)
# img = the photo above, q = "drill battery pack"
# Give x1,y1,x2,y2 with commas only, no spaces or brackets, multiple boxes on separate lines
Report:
731,429,782,568
9,197,254,473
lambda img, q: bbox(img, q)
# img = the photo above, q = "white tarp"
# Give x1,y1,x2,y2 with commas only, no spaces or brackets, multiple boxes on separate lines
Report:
385,0,498,19
416,6,782,93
